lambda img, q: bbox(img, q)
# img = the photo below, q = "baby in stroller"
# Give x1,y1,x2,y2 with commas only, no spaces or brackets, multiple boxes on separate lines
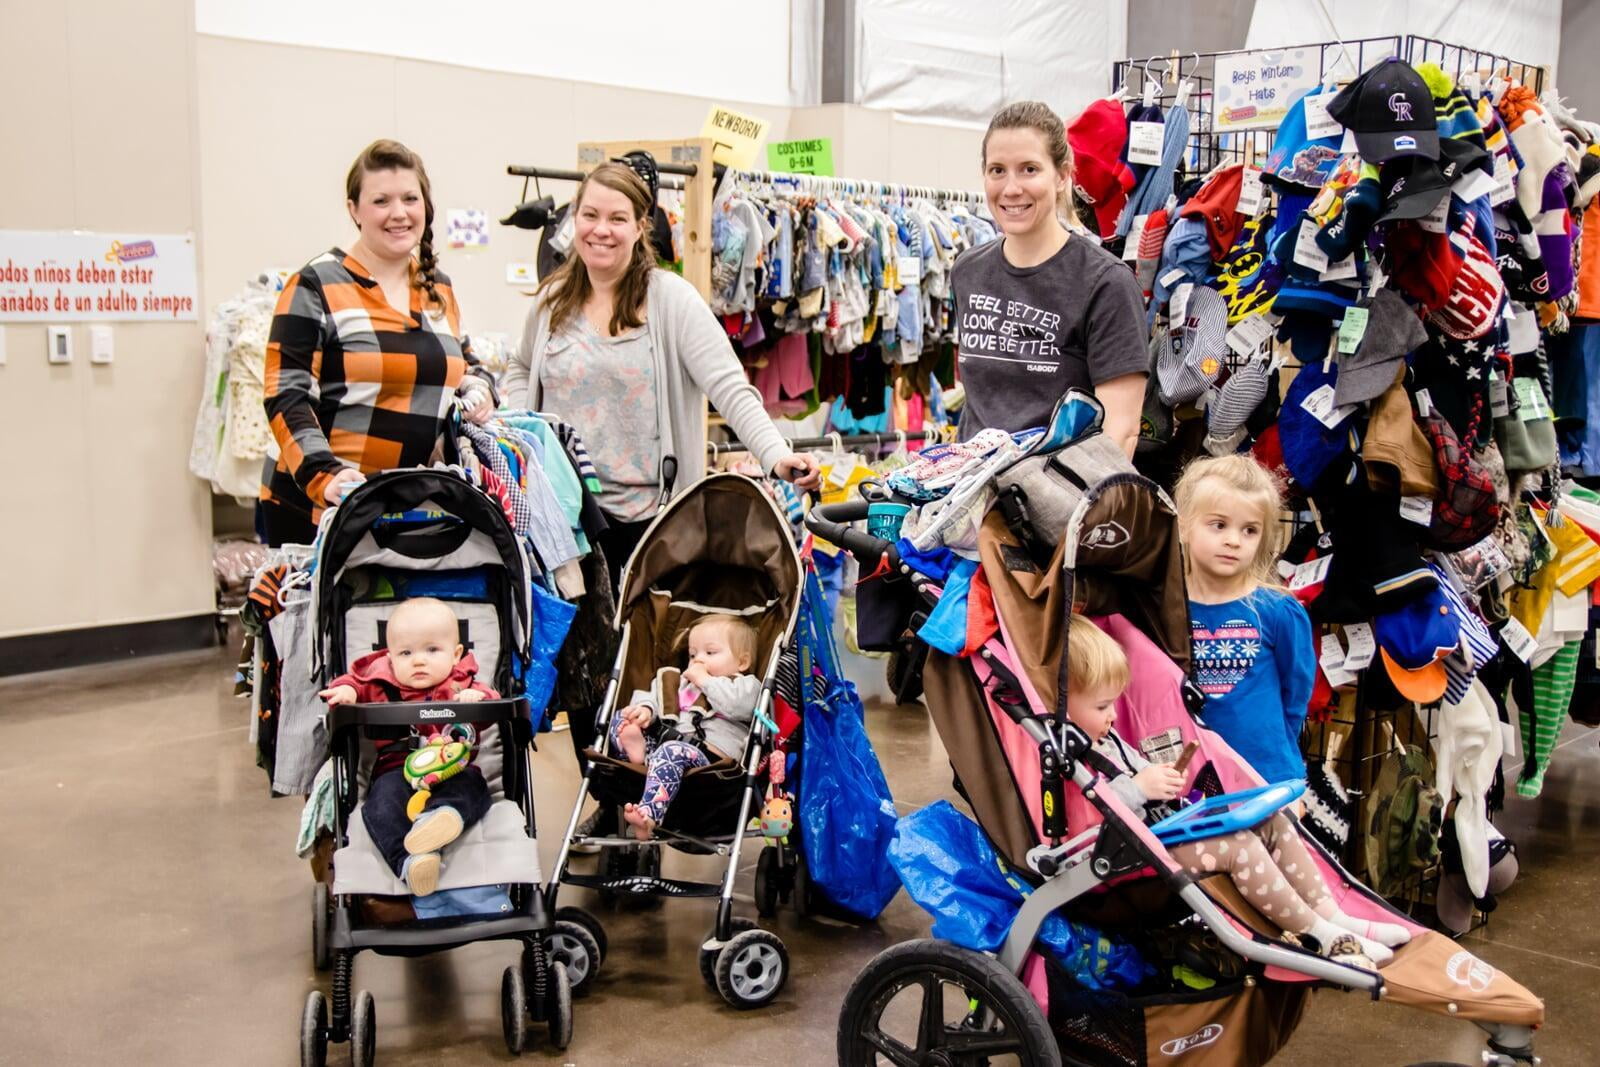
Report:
320,596,495,895
612,613,762,840
1065,615,1409,971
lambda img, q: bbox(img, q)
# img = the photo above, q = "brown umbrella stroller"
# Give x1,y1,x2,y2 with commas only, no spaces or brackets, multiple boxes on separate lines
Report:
543,474,804,1010
809,460,1544,1066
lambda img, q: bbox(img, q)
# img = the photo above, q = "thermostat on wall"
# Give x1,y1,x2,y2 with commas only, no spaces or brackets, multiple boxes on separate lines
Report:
46,325,72,364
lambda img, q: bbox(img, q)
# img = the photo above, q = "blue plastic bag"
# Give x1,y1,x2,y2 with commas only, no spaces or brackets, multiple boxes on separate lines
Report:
889,801,1153,992
796,569,901,919
524,579,577,730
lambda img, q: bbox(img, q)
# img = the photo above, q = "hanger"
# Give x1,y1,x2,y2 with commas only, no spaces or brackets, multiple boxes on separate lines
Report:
1172,51,1198,109
1141,55,1162,108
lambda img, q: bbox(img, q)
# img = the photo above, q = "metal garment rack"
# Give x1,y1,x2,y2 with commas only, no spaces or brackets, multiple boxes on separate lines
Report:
725,168,986,206
708,430,934,456
1110,36,1546,176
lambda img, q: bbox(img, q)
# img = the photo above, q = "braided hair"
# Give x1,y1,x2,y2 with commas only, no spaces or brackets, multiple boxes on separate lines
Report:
345,139,443,311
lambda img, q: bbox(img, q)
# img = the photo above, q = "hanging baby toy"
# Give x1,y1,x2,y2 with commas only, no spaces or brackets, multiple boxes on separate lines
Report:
750,750,794,842
402,723,477,820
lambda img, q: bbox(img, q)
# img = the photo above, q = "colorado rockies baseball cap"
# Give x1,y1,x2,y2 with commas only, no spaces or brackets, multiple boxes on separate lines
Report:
1328,58,1439,164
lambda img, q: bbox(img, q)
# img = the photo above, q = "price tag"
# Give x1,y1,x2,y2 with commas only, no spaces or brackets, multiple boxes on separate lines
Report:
1226,314,1273,357
1453,166,1499,202
1500,616,1538,662
1324,662,1361,687
1337,306,1369,354
1290,554,1333,591
1415,388,1434,418
1237,167,1264,215
1340,127,1359,155
1342,622,1377,670
1418,196,1450,233
1321,255,1358,282
1489,376,1510,418
1303,91,1342,139
1123,214,1147,262
1490,155,1516,206
1128,121,1165,165
1160,267,1187,288
897,255,923,283
1501,717,1520,760
1507,308,1539,354
1301,383,1354,428
1169,282,1192,327
1319,632,1347,672
1400,495,1435,525
1514,378,1550,421
1293,218,1330,272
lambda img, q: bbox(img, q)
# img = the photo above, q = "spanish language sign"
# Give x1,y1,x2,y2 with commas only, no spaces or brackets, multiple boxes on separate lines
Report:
0,230,199,321
766,138,835,176
1212,47,1322,132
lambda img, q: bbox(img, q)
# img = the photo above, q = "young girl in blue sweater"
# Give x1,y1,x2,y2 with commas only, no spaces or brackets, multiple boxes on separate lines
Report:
1175,455,1314,786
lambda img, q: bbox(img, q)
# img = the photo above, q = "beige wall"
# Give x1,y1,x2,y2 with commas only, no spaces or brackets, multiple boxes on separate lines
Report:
0,18,988,641
195,35,985,342
0,0,214,638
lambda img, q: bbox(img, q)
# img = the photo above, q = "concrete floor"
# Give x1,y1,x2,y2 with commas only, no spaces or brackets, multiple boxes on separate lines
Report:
3,639,1596,1066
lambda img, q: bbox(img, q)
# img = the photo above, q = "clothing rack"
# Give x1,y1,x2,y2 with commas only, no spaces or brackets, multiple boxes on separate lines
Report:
708,430,934,456
726,168,986,207
506,163,690,192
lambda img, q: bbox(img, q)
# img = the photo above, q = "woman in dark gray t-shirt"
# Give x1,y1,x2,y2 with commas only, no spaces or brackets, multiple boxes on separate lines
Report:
953,101,1148,453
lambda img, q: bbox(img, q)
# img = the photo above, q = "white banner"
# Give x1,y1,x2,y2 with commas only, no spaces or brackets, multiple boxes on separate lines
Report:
0,230,199,322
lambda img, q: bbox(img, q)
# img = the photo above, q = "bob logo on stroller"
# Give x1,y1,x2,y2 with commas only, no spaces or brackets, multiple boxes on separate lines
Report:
1446,951,1496,993
1159,1023,1224,1056
1082,520,1130,550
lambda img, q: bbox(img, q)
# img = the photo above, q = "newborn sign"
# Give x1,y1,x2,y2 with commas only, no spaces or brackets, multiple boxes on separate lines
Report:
0,230,198,321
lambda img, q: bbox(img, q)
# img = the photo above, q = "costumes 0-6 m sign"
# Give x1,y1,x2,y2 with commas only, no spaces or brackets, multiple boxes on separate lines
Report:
0,230,199,321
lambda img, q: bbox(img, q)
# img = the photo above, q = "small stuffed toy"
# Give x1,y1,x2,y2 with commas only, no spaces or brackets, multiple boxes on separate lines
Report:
402,724,476,820
755,792,794,842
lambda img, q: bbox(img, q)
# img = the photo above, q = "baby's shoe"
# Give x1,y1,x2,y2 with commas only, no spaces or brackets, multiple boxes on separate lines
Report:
403,852,442,896
405,805,464,855
1323,933,1378,973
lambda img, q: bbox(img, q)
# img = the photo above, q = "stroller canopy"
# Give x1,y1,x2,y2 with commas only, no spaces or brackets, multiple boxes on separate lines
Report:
614,474,803,694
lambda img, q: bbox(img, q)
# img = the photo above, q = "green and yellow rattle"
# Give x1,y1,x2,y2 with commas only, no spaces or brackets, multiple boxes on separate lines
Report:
402,724,476,821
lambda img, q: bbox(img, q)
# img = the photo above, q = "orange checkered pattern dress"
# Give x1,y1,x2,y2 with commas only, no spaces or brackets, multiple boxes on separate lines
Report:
260,248,492,523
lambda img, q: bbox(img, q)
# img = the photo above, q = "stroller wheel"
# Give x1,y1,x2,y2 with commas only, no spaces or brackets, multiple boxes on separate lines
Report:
754,848,780,918
299,990,328,1067
544,920,602,997
544,960,574,1050
311,883,331,972
350,990,376,1067
715,929,790,1010
699,917,758,991
554,905,608,964
837,939,1060,1067
500,965,528,1055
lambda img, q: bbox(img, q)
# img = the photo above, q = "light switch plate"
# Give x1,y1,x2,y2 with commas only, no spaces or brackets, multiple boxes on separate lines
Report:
89,324,114,364
46,325,72,364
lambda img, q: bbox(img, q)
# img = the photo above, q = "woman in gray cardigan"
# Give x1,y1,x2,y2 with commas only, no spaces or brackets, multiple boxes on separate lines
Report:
503,162,819,586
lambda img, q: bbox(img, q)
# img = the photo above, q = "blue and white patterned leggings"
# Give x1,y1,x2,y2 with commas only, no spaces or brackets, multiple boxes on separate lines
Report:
610,716,709,822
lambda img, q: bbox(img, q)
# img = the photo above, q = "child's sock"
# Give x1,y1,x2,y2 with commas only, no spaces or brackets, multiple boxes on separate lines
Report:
402,852,441,896
405,805,464,855
1313,898,1412,948
1308,916,1392,965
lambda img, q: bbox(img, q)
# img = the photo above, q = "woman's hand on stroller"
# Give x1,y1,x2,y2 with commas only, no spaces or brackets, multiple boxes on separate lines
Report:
320,684,358,706
772,452,822,492
1133,763,1186,801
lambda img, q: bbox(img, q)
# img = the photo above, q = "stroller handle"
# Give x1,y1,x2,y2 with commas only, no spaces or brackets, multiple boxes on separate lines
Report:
804,499,899,565
326,697,532,733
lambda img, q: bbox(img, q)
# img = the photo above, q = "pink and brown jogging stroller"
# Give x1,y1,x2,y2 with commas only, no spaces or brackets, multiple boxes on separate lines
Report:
807,397,1543,1067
